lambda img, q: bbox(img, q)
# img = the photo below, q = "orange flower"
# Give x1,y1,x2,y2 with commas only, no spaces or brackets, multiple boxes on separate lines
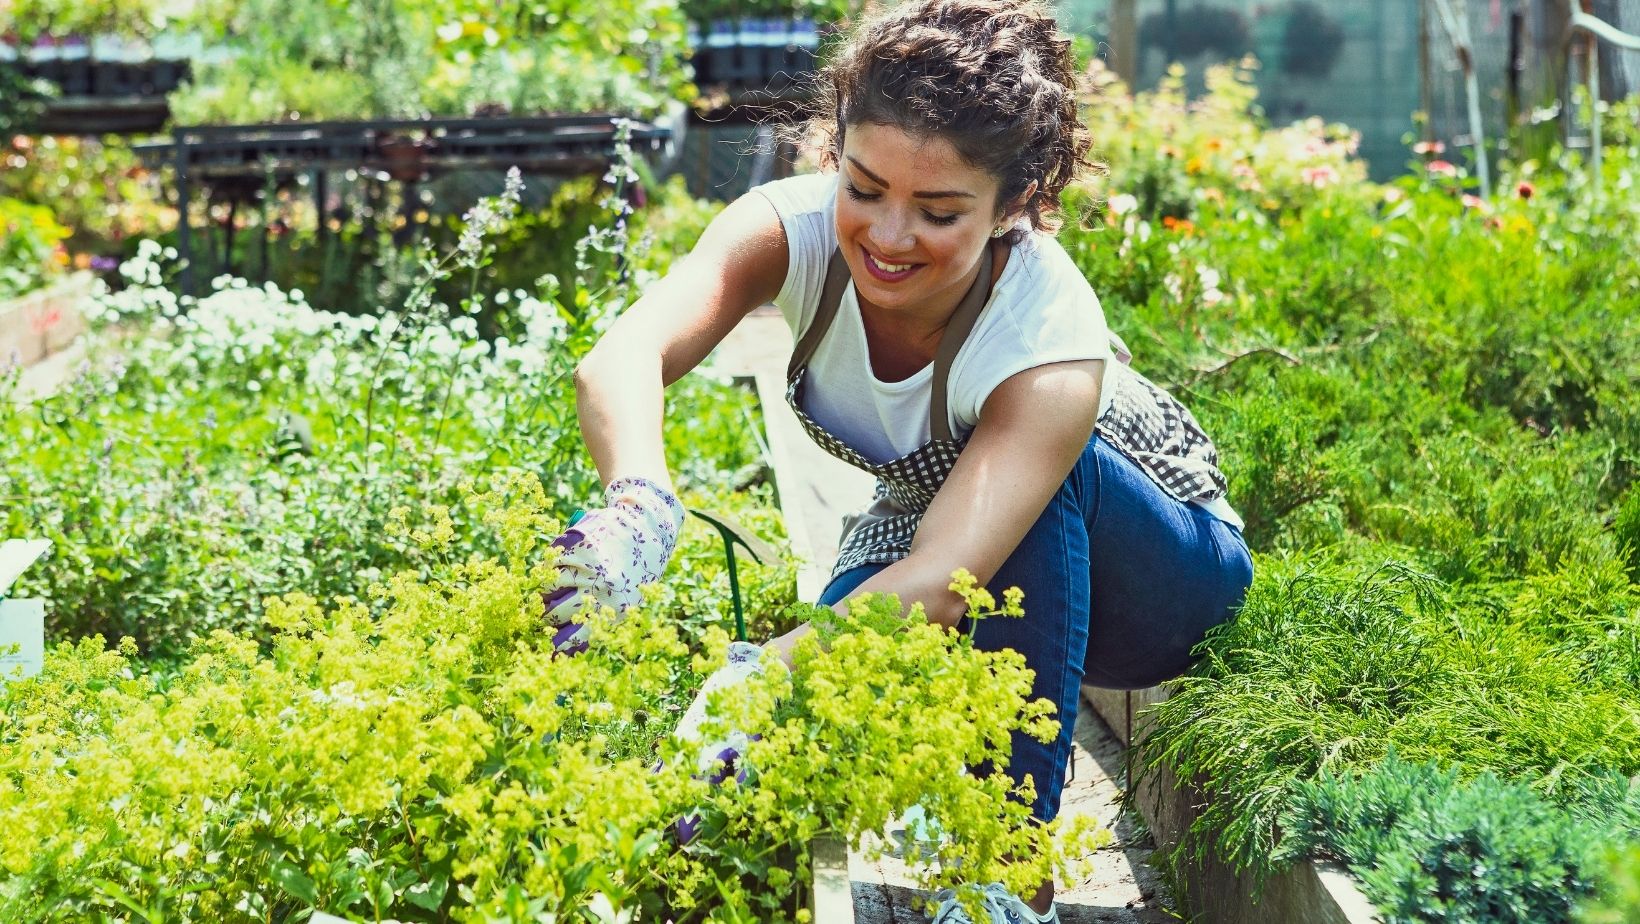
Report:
1161,215,1196,235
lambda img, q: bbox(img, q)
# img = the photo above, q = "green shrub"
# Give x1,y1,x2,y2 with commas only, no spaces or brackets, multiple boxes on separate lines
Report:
1142,557,1640,880
1278,754,1635,924
1616,484,1640,583
1581,843,1640,924
0,172,765,659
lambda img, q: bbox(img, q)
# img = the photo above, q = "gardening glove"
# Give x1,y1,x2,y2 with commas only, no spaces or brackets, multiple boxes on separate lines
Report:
672,641,781,844
541,476,685,655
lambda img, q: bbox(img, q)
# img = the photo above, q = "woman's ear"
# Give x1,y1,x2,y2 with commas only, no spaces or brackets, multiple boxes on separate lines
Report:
1003,179,1040,228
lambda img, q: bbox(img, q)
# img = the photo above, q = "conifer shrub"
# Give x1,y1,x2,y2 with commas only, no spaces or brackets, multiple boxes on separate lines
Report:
1277,754,1638,924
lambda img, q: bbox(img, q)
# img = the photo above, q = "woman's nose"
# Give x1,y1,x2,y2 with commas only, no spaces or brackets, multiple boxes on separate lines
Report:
867,214,915,254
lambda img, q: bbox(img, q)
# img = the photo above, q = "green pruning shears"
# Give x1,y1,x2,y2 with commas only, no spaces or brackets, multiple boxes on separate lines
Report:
566,508,769,642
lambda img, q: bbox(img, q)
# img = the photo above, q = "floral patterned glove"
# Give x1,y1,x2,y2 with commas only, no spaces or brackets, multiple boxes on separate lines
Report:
541,476,686,654
672,641,780,844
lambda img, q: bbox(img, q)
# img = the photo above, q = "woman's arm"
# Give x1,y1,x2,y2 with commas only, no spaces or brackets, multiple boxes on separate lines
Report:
574,192,791,489
768,358,1103,660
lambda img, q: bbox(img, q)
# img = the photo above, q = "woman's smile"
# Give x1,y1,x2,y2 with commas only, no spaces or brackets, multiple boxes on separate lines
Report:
861,245,924,282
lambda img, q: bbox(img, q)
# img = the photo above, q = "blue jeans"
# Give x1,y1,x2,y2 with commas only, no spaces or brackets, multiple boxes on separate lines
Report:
818,434,1254,822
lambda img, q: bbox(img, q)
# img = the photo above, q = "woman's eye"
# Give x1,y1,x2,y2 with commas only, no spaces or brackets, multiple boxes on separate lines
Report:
846,184,960,226
844,183,880,202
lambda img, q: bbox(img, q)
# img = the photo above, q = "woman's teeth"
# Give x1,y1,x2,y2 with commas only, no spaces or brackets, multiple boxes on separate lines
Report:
868,253,915,273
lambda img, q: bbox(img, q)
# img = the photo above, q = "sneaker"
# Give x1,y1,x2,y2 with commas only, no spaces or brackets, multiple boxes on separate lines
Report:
927,882,1058,924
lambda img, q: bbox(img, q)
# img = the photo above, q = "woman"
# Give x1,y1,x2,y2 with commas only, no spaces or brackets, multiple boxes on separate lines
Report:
544,1,1253,920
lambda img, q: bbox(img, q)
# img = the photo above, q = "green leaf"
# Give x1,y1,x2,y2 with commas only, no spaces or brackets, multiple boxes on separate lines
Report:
271,860,319,905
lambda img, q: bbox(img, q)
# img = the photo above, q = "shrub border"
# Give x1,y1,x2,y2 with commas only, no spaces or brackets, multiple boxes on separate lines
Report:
1082,684,1380,924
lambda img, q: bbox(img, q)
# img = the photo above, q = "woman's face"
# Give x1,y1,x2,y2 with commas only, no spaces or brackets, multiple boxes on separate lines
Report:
834,121,1008,327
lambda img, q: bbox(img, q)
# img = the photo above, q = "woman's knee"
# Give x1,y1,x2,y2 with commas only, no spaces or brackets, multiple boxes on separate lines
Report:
817,563,889,607
1084,522,1253,690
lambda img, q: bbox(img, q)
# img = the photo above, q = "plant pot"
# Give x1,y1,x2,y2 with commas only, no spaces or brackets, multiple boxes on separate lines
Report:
376,134,433,182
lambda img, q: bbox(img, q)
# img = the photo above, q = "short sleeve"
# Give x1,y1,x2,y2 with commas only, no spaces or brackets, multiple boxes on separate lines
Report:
948,236,1115,435
748,173,839,343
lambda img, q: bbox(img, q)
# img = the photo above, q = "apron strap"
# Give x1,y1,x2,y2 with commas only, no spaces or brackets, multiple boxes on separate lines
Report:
929,241,996,442
787,249,854,380
787,241,1000,442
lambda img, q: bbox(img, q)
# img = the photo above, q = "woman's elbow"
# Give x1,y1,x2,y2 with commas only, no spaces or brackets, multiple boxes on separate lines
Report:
574,342,621,393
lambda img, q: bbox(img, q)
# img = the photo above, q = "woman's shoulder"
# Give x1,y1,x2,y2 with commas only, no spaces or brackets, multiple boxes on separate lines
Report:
989,233,1104,329
747,173,839,339
749,172,839,224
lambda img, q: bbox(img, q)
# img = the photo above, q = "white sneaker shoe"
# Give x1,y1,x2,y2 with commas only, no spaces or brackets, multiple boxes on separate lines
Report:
927,882,1058,924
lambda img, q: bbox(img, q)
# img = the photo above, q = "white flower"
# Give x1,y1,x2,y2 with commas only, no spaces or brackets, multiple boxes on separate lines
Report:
1108,193,1139,216
1163,273,1183,302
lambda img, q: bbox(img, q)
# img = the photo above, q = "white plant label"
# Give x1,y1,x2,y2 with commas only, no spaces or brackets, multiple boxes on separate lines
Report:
0,538,52,686
0,539,51,594
0,598,44,684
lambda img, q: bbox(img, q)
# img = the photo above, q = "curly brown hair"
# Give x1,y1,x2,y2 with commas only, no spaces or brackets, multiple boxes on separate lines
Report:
795,0,1095,245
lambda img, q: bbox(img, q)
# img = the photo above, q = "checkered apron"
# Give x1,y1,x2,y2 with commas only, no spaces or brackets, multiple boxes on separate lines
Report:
787,245,1228,580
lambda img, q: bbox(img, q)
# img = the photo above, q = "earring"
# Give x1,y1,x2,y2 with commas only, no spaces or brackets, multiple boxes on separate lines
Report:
990,226,1007,238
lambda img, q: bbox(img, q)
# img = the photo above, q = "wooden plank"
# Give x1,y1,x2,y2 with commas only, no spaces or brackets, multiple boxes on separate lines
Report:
811,835,855,924
1081,686,1380,924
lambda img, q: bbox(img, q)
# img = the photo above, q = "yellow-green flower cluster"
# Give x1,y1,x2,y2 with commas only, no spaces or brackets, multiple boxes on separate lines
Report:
0,472,1104,921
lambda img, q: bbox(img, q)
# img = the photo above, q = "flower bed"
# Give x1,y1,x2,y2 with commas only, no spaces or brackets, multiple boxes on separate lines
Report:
0,173,1104,918
1061,66,1640,922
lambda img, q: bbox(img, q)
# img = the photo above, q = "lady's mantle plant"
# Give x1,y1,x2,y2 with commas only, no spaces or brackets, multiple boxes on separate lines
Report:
0,473,1102,922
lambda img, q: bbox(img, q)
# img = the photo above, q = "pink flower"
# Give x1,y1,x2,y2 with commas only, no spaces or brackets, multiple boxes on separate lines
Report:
1461,194,1491,213
1426,160,1458,178
1301,165,1339,188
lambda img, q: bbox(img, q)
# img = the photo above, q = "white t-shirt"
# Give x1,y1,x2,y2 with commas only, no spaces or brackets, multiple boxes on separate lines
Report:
752,171,1117,461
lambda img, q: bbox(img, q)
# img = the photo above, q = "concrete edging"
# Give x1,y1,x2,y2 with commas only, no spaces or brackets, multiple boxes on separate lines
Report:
1081,686,1380,924
0,272,94,371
